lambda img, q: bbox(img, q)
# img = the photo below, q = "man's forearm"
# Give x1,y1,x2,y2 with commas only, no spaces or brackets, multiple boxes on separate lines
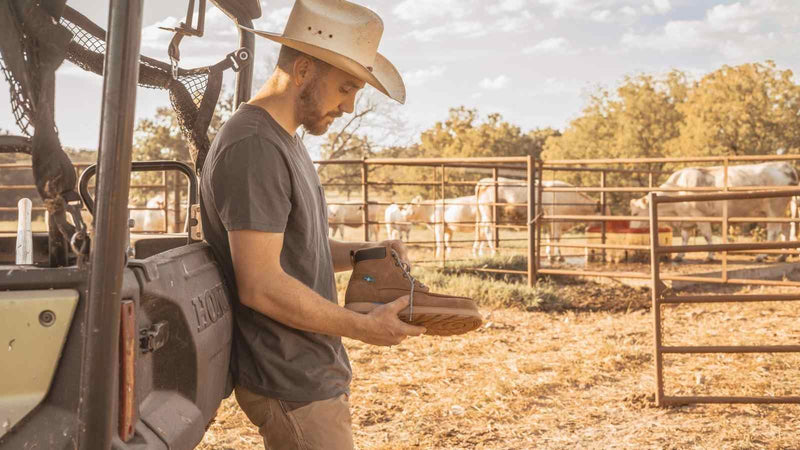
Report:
241,269,371,339
329,238,372,272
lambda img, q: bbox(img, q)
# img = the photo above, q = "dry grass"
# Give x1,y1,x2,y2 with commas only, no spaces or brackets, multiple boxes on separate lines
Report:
199,273,800,449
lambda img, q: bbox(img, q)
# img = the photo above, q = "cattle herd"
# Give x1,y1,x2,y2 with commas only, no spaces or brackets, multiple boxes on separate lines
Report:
327,162,800,263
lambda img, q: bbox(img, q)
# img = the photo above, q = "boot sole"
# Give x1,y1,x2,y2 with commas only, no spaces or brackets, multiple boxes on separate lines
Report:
345,302,483,336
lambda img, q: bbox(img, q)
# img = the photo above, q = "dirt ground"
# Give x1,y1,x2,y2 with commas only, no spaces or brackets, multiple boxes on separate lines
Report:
198,277,800,450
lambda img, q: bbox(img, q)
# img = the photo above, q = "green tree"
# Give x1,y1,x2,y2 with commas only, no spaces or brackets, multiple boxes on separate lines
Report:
671,61,800,156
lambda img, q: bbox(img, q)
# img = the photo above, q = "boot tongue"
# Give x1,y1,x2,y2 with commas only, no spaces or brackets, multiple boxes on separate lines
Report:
353,246,387,264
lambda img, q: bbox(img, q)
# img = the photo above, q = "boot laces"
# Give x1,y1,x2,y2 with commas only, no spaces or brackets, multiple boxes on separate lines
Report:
391,250,424,321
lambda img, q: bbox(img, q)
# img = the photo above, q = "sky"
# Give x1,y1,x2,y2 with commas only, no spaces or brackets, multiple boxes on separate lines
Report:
2,0,800,157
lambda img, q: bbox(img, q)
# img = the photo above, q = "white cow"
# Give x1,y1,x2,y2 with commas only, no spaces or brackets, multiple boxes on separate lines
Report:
474,177,598,260
129,195,166,232
406,195,478,257
384,203,412,241
327,202,384,240
629,162,798,262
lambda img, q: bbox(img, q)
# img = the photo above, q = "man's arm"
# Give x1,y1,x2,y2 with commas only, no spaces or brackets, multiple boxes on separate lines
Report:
329,238,411,272
230,229,425,346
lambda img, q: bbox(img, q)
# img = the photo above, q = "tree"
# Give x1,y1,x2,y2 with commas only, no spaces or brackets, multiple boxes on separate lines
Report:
671,61,800,156
129,94,234,229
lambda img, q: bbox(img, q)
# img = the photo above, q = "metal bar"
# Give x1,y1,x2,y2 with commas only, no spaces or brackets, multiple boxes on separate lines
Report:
537,268,650,280
492,168,499,250
459,267,529,275
649,192,665,407
545,154,800,165
661,345,800,354
543,214,800,223
119,300,136,442
662,396,800,405
654,188,800,204
657,241,800,255
361,159,369,241
527,156,537,286
234,17,254,107
600,171,606,263
661,293,800,304
722,158,729,282
80,0,142,447
441,164,446,267
536,160,544,273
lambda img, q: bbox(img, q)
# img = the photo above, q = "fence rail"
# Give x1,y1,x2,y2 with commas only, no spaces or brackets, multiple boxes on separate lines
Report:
648,189,800,407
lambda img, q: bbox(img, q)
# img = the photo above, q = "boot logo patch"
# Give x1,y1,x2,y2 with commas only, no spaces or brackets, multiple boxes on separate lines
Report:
362,275,376,283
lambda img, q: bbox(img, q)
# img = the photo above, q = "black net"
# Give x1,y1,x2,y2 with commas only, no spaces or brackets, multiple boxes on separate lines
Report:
0,5,241,171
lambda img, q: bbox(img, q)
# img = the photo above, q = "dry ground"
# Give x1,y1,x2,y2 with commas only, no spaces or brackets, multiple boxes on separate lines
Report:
199,276,800,449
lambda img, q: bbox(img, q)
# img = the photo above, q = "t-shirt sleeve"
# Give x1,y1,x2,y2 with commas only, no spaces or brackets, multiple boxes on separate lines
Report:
210,136,292,233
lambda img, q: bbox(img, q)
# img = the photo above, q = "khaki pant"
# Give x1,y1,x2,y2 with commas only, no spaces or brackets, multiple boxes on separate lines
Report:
235,386,354,450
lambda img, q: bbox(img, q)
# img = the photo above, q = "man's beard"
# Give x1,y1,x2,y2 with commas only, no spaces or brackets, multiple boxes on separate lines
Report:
296,76,341,136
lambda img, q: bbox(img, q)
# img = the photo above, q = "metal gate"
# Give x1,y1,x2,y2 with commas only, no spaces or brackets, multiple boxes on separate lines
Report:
648,189,800,406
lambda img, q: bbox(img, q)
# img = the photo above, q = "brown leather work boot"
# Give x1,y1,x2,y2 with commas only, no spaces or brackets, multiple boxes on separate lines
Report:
344,246,482,336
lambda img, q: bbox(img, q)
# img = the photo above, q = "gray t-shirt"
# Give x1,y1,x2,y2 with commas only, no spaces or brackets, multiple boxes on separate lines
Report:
200,103,351,402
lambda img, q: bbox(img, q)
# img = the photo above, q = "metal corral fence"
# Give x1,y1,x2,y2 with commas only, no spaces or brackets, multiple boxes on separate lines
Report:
538,154,800,284
317,156,541,286
648,189,800,406
0,162,185,233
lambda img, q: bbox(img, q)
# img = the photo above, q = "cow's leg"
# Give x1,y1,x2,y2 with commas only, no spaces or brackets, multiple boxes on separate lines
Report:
444,229,452,256
762,222,784,262
791,197,799,242
434,224,443,258
674,228,690,262
554,223,565,262
698,222,715,262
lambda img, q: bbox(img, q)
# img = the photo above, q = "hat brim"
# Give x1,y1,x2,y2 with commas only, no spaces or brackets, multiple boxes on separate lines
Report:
239,26,406,104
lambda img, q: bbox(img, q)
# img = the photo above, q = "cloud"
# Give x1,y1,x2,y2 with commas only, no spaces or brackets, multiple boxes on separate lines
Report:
393,0,472,24
620,1,798,54
493,11,541,32
652,0,671,14
486,0,527,15
590,9,612,22
523,37,574,55
621,21,706,51
403,66,446,87
406,21,485,42
479,75,510,90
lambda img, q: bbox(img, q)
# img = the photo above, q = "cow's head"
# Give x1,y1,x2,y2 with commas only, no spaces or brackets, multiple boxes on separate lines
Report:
629,196,650,228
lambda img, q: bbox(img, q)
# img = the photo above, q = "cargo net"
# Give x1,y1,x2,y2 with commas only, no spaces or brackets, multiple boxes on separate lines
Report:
0,6,245,172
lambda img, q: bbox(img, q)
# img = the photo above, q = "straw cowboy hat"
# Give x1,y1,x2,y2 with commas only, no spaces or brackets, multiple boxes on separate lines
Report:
239,0,406,104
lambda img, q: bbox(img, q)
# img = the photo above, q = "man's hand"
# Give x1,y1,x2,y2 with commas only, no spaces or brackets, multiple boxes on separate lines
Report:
355,296,426,346
379,239,411,270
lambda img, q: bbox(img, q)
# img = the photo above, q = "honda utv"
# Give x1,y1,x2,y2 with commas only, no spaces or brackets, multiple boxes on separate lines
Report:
0,0,260,448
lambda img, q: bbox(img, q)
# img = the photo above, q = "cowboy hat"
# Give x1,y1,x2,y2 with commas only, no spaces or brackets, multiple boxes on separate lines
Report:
239,0,406,104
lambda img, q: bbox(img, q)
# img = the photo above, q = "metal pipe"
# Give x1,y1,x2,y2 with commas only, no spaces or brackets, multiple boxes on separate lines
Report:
234,18,254,106
361,159,369,241
663,396,800,405
661,293,800,304
492,167,499,249
654,188,800,204
80,0,142,447
657,241,800,255
649,192,665,407
661,345,800,354
527,156,537,287
545,154,800,165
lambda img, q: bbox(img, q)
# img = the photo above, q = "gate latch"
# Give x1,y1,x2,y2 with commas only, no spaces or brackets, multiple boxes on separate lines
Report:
139,321,169,353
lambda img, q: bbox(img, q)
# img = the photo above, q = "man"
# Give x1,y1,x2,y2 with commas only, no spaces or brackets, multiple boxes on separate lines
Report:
199,1,421,448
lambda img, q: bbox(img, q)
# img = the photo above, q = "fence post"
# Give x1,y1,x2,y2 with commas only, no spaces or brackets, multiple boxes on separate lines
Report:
600,170,607,263
527,156,537,287
172,172,182,233
162,170,169,233
361,158,369,241
536,160,543,273
722,157,729,282
648,192,664,407
492,167,499,250
441,164,446,267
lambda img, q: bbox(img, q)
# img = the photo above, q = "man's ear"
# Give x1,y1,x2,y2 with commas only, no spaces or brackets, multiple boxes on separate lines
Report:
292,56,313,87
